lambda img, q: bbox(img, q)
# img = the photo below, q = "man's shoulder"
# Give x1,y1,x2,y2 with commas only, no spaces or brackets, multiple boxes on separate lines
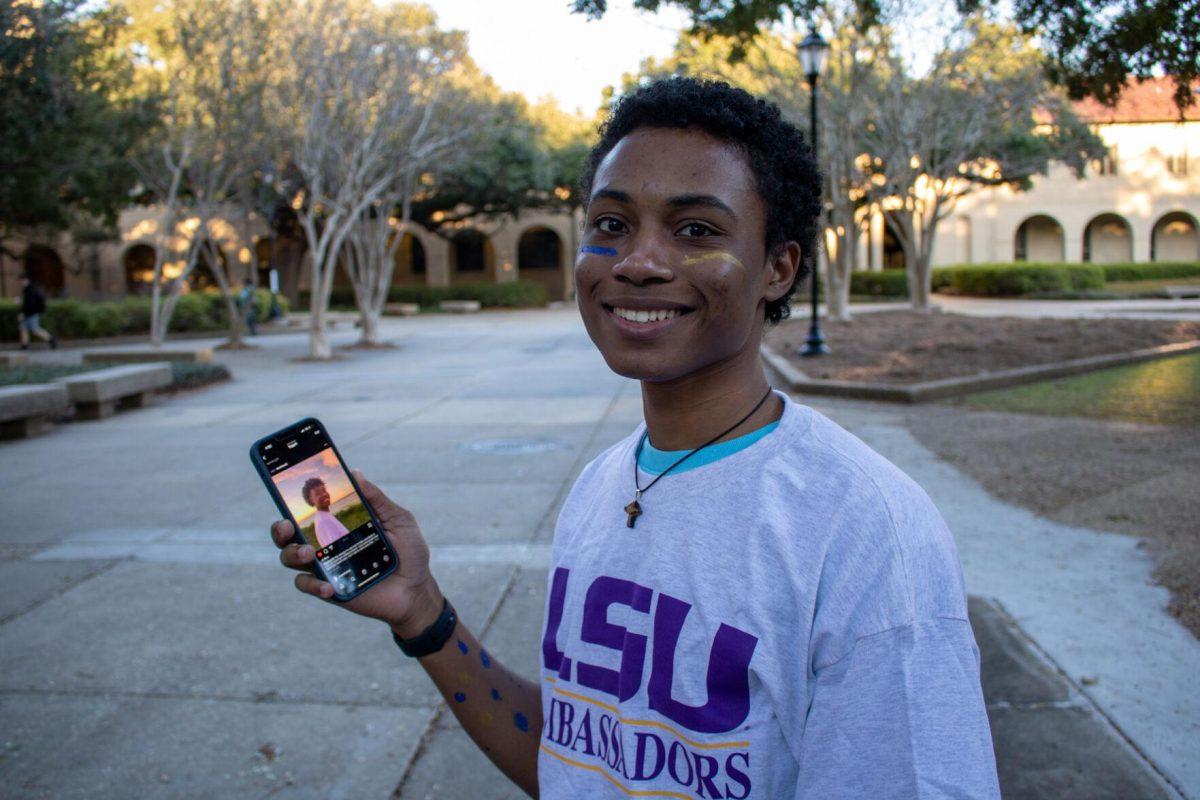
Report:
776,409,934,520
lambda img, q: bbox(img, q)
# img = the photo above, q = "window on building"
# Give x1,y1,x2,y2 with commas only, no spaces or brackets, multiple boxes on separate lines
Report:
1166,152,1189,176
1091,145,1118,176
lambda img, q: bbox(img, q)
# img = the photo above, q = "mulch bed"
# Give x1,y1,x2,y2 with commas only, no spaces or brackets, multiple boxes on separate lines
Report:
765,311,1200,384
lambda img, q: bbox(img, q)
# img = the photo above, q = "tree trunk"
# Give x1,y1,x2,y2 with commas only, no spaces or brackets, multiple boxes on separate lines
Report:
308,254,332,359
359,309,381,345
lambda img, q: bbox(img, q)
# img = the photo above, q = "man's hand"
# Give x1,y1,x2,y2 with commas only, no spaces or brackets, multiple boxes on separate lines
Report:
271,472,444,638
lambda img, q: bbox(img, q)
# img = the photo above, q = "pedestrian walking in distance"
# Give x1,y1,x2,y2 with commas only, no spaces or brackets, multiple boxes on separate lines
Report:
15,273,58,350
237,278,258,336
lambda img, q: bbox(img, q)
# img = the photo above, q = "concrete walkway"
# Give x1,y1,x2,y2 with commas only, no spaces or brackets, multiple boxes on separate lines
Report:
1,309,1195,799
853,295,1200,321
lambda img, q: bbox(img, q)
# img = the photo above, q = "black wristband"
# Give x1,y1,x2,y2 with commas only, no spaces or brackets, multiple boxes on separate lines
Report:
391,599,457,658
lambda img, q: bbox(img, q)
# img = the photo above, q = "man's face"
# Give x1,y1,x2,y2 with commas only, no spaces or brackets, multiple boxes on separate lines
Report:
309,483,330,510
575,127,793,383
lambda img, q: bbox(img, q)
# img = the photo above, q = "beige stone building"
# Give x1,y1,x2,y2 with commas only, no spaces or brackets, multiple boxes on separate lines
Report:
1,203,581,305
4,79,1196,304
858,78,1200,270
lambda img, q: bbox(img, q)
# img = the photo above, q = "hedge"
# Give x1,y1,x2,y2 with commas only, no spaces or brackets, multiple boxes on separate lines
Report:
933,263,1105,296
0,289,287,342
850,269,909,297
299,280,549,310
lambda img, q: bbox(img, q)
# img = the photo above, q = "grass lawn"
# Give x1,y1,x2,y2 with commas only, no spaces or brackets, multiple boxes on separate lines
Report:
959,352,1200,426
0,362,231,389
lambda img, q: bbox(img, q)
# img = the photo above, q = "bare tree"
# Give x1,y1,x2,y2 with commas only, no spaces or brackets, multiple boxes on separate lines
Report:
863,16,1102,311
271,0,473,358
128,0,273,344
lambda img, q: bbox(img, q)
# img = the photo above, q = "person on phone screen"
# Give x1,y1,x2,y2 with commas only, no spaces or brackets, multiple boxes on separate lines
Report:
270,78,1000,799
302,477,348,548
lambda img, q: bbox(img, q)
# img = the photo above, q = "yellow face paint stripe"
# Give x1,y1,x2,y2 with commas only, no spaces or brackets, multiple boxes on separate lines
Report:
680,251,747,269
552,686,750,750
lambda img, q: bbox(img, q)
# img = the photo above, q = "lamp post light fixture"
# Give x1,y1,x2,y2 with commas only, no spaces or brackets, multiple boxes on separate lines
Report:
798,26,830,357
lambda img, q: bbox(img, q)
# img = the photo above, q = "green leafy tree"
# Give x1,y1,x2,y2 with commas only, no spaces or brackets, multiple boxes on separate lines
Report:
0,0,154,265
959,0,1198,111
575,0,1198,110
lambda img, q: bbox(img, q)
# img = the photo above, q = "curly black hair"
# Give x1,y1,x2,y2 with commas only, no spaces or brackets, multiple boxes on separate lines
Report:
580,77,822,324
301,477,325,506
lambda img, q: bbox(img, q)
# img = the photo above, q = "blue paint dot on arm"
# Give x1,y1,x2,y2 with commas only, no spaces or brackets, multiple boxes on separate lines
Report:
457,640,468,655
454,692,466,703
480,650,491,668
580,245,617,256
491,688,501,701
513,712,529,733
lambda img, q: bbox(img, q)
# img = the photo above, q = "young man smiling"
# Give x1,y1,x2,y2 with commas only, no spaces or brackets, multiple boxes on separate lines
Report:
270,78,999,798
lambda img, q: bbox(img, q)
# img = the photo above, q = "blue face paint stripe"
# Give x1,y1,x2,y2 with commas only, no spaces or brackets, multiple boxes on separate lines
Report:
513,712,529,732
580,245,617,256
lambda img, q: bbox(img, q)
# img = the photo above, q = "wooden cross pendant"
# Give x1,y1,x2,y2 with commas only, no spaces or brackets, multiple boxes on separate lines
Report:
624,493,643,528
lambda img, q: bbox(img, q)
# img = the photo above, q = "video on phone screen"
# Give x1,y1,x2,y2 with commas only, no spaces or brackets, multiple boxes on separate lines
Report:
273,450,367,550
260,422,392,594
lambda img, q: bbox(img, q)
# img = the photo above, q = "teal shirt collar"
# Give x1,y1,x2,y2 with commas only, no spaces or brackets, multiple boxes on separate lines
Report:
636,421,780,477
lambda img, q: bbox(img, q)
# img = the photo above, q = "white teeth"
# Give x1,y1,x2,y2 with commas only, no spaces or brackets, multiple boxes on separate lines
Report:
612,307,682,323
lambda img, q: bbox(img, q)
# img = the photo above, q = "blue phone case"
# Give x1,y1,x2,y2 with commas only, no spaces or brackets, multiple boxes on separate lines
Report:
249,416,398,602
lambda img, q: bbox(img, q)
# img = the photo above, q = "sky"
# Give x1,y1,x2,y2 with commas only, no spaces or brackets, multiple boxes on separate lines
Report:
416,0,691,114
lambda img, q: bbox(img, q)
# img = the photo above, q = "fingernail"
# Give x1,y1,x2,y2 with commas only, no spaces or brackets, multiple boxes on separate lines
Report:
299,546,313,558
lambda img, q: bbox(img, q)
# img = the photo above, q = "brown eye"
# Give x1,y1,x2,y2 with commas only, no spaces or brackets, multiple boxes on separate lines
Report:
679,222,715,237
595,216,626,234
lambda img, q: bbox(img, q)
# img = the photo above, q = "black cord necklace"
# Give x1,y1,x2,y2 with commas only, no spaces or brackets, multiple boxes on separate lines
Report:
624,386,775,528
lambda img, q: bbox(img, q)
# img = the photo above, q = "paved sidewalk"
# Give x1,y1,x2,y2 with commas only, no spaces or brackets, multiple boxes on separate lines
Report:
853,295,1200,321
1,309,1195,798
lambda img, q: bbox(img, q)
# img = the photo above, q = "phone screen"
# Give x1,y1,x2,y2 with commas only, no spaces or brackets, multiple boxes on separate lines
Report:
258,421,393,596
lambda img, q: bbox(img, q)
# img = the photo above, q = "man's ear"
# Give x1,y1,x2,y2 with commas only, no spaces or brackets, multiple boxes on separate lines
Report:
763,241,803,303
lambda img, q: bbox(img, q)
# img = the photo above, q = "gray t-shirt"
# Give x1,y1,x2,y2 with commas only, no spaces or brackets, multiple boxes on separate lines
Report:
538,393,1000,798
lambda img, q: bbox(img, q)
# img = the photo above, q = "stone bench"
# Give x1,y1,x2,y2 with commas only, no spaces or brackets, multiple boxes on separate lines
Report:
384,302,421,316
83,347,212,365
438,300,482,314
0,352,29,367
1163,285,1200,299
57,363,172,420
0,384,70,439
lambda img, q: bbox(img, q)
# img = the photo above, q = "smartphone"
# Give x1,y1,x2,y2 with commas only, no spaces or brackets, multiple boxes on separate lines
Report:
250,417,398,602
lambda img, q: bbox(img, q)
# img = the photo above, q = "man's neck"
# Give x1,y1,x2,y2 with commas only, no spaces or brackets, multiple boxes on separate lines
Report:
640,353,782,452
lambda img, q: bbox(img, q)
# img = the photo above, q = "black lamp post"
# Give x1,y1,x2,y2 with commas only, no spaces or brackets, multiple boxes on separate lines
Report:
798,26,830,357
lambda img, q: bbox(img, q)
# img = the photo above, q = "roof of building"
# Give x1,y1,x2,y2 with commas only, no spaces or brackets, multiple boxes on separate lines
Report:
1071,78,1200,123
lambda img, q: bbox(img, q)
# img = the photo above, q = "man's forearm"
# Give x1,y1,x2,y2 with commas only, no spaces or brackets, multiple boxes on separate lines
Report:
398,612,541,797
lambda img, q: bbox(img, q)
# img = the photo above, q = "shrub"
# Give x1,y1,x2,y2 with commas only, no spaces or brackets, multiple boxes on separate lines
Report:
0,288,288,342
933,263,1105,296
299,280,549,310
1099,262,1200,282
850,270,909,297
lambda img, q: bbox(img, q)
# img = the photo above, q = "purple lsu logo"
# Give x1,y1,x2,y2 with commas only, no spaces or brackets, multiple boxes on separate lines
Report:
541,569,759,734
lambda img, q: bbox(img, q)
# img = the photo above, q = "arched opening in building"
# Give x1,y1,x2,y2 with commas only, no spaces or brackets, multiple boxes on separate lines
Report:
124,244,157,295
391,232,428,286
1014,215,1065,262
451,229,493,282
1083,213,1132,263
882,219,905,270
186,243,226,292
22,245,66,297
1151,211,1199,261
517,227,564,300
254,238,274,288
